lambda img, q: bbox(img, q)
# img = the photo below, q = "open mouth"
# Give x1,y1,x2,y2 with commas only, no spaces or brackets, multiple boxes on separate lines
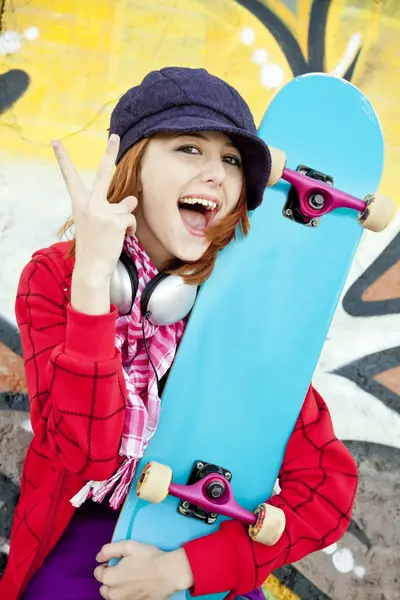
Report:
177,196,219,236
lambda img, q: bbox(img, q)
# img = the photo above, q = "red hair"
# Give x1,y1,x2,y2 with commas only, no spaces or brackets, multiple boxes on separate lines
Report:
59,138,250,285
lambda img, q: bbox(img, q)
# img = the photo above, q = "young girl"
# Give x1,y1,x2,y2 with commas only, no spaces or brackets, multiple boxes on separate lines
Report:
0,67,358,600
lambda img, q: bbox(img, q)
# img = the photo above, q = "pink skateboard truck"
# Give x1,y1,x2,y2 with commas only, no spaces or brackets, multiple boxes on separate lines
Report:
267,148,394,232
136,461,286,546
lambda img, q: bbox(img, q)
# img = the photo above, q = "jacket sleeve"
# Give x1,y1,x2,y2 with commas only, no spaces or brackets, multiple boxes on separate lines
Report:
15,250,127,481
183,386,358,597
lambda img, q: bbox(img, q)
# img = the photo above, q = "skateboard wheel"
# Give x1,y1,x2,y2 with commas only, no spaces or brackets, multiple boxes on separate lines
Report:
136,461,172,503
248,503,286,546
267,147,286,187
358,192,394,232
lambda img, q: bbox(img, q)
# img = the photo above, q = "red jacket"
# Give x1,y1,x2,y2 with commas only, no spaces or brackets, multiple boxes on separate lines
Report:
0,241,358,599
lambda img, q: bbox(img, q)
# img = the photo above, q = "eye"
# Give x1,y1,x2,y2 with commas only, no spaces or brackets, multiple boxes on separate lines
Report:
223,155,242,167
177,145,201,155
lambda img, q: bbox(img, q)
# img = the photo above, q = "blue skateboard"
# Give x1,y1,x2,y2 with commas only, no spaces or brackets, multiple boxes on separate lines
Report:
110,74,393,599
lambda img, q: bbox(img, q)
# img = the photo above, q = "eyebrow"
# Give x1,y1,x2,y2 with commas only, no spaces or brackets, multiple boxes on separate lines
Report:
172,132,237,149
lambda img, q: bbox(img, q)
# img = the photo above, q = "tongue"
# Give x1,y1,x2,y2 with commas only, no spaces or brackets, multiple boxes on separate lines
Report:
179,207,208,231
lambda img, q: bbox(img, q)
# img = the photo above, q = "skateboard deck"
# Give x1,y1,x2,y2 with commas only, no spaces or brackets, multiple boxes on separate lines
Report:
110,74,387,599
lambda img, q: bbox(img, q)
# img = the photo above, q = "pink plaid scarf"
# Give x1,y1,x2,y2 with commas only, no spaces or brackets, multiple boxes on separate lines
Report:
70,236,186,509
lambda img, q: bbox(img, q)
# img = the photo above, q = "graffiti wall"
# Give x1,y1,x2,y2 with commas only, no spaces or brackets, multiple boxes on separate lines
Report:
0,0,399,598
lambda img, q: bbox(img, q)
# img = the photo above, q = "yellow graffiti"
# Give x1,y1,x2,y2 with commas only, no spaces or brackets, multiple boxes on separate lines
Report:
0,0,290,166
1,0,400,213
263,574,301,600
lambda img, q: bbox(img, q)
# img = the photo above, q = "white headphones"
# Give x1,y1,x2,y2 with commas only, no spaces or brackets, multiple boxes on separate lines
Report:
109,252,199,325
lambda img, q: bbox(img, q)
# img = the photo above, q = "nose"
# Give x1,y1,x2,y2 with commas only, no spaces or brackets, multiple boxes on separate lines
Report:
200,156,226,187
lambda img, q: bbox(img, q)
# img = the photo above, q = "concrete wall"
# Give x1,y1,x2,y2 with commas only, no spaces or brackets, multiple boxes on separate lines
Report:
1,1,399,598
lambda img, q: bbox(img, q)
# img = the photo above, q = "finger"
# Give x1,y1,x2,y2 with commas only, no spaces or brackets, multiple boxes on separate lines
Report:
99,584,110,600
120,214,136,231
120,195,138,213
51,140,87,204
124,215,137,237
96,540,134,562
92,134,120,200
126,224,137,238
95,564,120,588
109,196,138,215
94,564,108,583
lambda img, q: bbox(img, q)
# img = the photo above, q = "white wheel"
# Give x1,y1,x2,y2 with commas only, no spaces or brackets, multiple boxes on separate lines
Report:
267,147,286,187
358,192,394,232
136,461,172,503
248,503,286,546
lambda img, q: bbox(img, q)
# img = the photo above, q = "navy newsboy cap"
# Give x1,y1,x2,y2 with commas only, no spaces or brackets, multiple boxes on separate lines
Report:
109,66,271,210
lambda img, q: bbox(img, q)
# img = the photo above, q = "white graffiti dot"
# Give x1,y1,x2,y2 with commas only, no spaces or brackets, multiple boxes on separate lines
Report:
0,542,10,555
354,565,366,579
252,48,268,65
332,547,354,573
260,63,284,88
0,31,22,55
323,542,338,555
240,27,255,45
20,419,33,433
24,27,40,41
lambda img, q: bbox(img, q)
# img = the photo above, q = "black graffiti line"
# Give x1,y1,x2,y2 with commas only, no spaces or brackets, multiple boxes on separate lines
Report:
234,0,308,75
343,48,362,81
334,346,400,414
308,0,362,78
347,518,372,549
233,0,361,80
308,0,331,71
0,0,5,35
343,232,400,317
275,564,332,600
0,69,31,114
0,391,29,412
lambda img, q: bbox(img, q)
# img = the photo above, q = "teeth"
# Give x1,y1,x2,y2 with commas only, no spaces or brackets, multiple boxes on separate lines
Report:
179,197,217,211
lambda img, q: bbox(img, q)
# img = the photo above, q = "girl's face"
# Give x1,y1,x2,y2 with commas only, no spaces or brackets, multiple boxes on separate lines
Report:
135,130,243,268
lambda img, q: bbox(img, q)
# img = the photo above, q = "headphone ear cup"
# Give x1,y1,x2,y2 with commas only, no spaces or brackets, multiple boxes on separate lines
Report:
141,272,169,316
111,254,198,323
142,273,198,326
109,253,139,315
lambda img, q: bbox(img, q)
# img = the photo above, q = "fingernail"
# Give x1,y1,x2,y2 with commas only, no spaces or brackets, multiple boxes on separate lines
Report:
51,140,58,149
109,134,119,144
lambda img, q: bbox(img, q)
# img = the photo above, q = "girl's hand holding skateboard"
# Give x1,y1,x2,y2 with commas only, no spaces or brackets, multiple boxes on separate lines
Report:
94,539,194,600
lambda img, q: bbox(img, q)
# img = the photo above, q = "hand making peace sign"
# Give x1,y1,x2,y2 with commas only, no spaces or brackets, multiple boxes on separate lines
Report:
52,134,137,279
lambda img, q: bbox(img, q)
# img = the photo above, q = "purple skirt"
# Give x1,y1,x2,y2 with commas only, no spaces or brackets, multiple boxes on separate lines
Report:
21,499,265,600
